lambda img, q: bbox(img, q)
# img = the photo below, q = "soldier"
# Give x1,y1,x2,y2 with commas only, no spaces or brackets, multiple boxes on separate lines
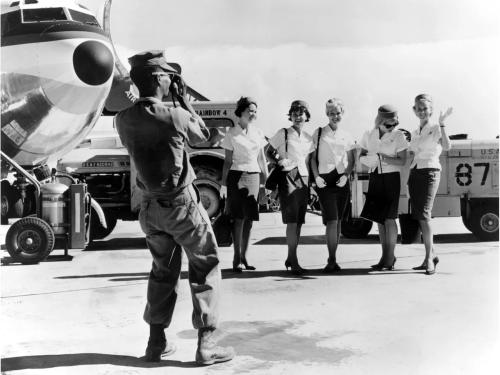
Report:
115,50,234,365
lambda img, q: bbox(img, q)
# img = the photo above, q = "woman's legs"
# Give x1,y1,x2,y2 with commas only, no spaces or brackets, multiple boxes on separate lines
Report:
419,219,436,272
376,223,387,265
232,219,244,269
240,219,255,270
326,220,340,265
286,223,303,269
383,218,398,265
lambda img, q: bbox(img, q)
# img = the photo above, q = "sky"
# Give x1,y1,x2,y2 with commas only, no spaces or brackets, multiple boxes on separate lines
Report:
85,0,499,140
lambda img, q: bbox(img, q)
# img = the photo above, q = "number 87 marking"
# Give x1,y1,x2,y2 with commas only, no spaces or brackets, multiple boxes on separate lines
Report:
455,162,489,186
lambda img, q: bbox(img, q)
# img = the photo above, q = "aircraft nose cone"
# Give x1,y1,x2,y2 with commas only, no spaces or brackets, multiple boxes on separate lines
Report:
73,40,114,86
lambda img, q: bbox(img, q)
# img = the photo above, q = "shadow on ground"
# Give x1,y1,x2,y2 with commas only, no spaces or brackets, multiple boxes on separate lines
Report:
0,353,199,372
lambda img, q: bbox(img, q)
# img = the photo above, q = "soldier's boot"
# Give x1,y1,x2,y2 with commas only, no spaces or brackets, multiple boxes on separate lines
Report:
195,327,235,365
144,324,176,362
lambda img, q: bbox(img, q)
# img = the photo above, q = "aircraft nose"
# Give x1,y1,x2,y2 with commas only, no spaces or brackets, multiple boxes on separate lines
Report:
73,40,114,86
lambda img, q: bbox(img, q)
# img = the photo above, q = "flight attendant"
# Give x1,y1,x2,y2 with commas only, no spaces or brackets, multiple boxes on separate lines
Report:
408,94,452,275
309,98,355,273
220,97,268,272
359,105,409,270
266,100,313,275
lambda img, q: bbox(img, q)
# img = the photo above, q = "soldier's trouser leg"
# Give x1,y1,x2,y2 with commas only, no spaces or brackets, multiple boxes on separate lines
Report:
140,185,220,329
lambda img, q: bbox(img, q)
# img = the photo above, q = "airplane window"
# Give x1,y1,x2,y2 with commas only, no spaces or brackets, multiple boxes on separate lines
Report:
9,1,20,6
68,9,99,26
25,0,38,4
22,8,67,22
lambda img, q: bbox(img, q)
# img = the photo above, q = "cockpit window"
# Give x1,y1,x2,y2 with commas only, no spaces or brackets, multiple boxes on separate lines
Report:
68,9,99,26
22,8,67,22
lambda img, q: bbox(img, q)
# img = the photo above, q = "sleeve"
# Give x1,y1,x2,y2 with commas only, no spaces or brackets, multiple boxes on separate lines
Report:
220,130,233,150
432,125,442,142
395,131,410,152
359,131,369,150
269,128,285,150
171,107,210,145
308,128,319,153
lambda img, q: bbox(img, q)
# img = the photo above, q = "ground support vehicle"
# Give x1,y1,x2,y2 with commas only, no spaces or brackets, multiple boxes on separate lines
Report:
347,138,499,241
57,101,241,241
1,151,93,264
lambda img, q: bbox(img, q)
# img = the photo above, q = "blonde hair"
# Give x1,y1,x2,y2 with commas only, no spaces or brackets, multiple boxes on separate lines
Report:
325,98,344,115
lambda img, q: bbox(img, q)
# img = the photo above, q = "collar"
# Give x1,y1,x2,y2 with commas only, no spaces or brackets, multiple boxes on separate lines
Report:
137,96,164,104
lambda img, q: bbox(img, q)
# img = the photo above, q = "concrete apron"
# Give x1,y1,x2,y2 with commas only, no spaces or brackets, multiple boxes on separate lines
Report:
1,214,499,374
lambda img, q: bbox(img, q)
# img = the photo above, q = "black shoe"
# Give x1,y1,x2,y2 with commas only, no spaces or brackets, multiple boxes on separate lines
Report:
323,262,341,274
425,257,438,275
370,261,383,269
232,265,243,273
413,256,439,271
241,260,256,271
144,339,177,362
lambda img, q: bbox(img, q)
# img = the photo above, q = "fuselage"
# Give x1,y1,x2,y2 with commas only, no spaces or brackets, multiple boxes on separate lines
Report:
1,0,115,167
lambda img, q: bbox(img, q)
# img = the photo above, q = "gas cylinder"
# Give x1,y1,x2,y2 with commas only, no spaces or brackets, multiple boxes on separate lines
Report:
40,183,69,235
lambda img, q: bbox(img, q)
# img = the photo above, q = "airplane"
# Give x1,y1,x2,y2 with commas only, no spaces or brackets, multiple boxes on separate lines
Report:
0,0,211,263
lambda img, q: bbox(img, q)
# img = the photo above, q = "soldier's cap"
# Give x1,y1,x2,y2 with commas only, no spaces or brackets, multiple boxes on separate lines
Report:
378,104,398,119
128,50,178,73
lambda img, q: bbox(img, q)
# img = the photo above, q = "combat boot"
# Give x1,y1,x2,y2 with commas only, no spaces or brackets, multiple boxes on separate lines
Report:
144,324,176,362
195,327,235,365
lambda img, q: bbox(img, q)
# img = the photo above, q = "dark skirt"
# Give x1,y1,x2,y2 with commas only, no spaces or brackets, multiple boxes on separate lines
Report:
278,168,309,224
408,167,441,221
316,169,350,225
227,170,260,221
367,171,401,220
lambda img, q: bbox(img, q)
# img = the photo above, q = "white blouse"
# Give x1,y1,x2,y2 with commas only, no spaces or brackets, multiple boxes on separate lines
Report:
359,128,409,174
409,123,442,170
309,126,356,174
269,127,313,176
221,124,267,172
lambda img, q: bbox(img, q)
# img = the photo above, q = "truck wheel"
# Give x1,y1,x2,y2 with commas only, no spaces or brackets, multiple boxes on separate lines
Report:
90,208,117,241
193,166,222,218
341,218,373,239
470,204,499,241
5,217,55,264
196,184,220,218
1,180,11,224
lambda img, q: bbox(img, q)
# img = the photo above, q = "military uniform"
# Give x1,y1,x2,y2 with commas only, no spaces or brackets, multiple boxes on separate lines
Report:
116,93,220,330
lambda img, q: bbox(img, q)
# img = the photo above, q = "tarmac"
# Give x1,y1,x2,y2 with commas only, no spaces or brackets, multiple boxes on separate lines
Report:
1,213,499,375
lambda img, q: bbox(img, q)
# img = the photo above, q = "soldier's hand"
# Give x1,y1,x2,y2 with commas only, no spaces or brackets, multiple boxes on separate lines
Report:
315,176,327,188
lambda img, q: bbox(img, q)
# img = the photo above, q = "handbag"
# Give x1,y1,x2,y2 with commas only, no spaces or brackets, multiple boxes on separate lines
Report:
265,128,291,191
398,199,421,244
211,199,233,247
360,155,389,224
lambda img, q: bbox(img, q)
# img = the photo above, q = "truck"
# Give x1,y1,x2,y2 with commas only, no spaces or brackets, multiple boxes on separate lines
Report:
347,135,499,241
57,100,240,241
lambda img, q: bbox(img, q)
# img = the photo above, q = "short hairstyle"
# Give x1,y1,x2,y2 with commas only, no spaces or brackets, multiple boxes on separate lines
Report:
375,104,398,128
325,98,345,115
287,100,311,122
129,66,166,97
234,96,257,117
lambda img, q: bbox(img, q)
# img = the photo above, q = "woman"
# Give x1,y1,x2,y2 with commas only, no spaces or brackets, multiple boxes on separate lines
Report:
220,97,268,272
266,100,313,275
408,94,452,275
359,105,409,270
309,98,355,273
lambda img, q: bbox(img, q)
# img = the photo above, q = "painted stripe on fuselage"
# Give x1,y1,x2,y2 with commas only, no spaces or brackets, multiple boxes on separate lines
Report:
1,29,109,47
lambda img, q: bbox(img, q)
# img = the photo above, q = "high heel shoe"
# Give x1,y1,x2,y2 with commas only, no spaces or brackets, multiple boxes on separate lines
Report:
425,257,438,275
322,262,341,274
413,256,439,271
370,260,383,269
232,263,243,273
372,257,396,271
241,260,256,271
285,260,306,275
284,260,291,270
